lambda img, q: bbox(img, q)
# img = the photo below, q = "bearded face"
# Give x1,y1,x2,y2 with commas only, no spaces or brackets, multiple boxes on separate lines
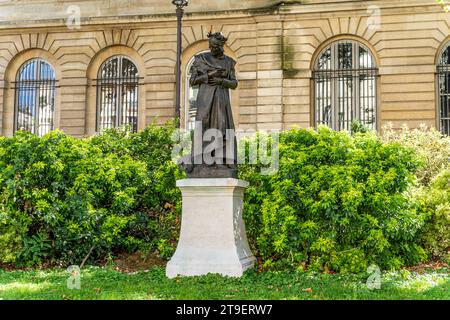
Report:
209,39,225,57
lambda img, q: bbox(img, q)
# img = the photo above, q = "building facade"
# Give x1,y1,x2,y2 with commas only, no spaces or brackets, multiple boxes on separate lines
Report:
0,0,449,137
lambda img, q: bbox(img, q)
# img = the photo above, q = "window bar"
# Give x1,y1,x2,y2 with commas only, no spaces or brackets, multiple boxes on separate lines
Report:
109,59,113,130
40,62,44,136
117,59,121,129
368,51,371,127
120,57,123,129
41,61,44,136
443,66,445,134
117,58,122,128
360,47,365,126
122,63,125,130
357,54,361,127
366,47,369,126
34,60,39,136
118,57,122,129
314,73,317,127
18,68,23,132
106,60,110,131
447,70,450,135
43,62,46,136
23,62,28,133
129,64,133,131
118,58,122,129
366,51,370,127
104,64,108,131
21,62,26,132
317,73,320,127
108,60,112,130
133,76,138,132
349,71,352,131
442,69,450,135
443,69,445,135
368,73,370,127
19,64,24,132
131,64,135,131
440,68,442,134
361,51,365,127
438,75,444,132
333,43,338,130
444,71,446,134
321,73,324,126
135,79,138,131
125,69,129,130
119,57,123,129
444,72,447,134
446,69,450,134
48,64,52,134
318,74,321,126
319,73,322,126
107,60,111,130
107,65,110,130
27,61,32,133
99,68,103,131
324,73,327,126
123,61,127,129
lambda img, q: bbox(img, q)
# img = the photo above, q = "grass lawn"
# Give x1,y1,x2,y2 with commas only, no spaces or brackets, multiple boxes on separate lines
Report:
0,266,448,300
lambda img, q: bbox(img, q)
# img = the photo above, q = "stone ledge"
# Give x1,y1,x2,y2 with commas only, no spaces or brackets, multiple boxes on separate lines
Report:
177,178,249,188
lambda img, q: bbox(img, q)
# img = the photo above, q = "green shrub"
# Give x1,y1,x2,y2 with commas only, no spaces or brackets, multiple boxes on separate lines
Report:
239,126,427,273
90,123,184,256
0,124,183,267
382,124,450,262
382,124,450,186
415,170,450,260
0,122,442,273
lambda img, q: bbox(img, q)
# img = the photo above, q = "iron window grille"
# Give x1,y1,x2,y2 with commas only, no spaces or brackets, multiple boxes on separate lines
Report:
13,59,57,137
313,40,378,132
438,45,450,136
96,56,140,133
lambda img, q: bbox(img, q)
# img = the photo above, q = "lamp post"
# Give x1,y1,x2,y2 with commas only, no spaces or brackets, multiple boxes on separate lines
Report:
172,0,189,128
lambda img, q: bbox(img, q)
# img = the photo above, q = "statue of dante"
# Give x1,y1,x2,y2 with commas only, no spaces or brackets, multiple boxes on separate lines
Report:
180,32,239,178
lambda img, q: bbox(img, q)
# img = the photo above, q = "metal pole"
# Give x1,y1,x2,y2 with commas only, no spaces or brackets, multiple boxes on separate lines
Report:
175,7,184,128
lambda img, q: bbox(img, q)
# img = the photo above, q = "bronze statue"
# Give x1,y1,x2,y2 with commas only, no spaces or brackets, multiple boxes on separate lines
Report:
180,32,239,178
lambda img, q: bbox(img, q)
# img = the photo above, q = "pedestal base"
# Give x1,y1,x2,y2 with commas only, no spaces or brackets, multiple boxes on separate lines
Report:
166,178,256,278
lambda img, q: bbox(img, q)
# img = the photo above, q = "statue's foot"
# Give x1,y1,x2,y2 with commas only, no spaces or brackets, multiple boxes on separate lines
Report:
186,164,238,179
226,163,236,169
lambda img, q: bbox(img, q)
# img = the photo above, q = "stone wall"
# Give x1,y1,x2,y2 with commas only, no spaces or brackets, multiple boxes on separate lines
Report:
0,0,447,136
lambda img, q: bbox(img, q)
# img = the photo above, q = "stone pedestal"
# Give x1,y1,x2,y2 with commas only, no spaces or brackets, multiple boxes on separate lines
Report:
166,178,256,278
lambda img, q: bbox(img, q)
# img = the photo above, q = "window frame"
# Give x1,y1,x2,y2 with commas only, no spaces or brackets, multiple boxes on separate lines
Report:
96,55,140,133
313,40,378,131
13,58,57,136
437,43,450,136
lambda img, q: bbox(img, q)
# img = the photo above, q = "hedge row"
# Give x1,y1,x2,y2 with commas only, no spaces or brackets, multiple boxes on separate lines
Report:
0,124,448,272
0,124,183,267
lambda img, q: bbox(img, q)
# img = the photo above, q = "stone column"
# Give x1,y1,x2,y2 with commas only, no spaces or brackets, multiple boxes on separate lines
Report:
166,178,256,278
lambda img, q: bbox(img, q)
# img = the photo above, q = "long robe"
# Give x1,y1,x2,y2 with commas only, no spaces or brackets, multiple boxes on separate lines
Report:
189,52,238,166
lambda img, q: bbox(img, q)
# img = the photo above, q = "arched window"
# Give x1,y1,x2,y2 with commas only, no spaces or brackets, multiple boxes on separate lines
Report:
313,40,378,131
15,59,56,136
438,44,450,136
97,56,139,132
